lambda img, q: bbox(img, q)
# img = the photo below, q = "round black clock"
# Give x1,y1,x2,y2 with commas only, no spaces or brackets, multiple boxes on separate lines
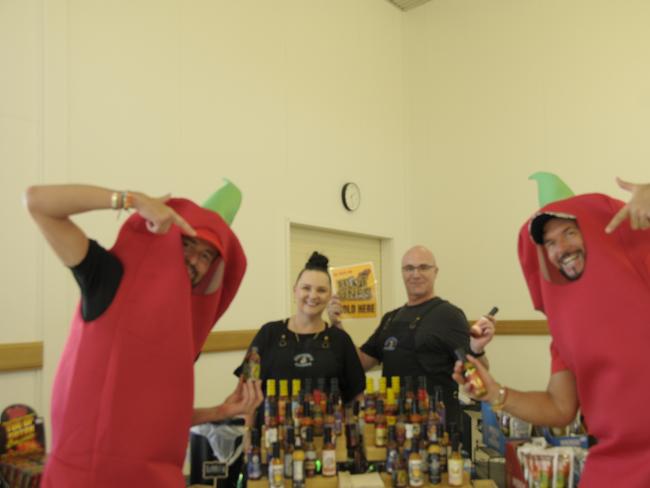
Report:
341,182,361,211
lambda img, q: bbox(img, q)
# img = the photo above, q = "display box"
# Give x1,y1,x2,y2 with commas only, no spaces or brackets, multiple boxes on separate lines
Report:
504,440,527,488
475,446,505,488
540,428,589,449
0,404,46,488
480,402,530,455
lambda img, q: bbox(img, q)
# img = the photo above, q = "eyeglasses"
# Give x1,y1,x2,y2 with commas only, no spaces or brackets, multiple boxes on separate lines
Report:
402,264,436,274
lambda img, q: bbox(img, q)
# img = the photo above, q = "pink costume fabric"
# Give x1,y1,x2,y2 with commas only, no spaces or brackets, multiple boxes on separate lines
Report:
43,198,246,488
518,193,650,487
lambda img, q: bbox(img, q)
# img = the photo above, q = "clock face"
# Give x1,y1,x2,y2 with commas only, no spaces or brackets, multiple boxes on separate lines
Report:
342,182,361,211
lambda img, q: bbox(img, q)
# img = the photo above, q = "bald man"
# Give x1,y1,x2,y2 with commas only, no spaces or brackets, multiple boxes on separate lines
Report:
330,246,494,428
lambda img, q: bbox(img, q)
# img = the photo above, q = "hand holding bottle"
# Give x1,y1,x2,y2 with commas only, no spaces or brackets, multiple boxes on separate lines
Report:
452,353,501,403
469,306,497,354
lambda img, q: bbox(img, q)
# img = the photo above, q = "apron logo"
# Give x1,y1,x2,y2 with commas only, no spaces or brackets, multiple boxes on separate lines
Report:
383,336,398,351
294,353,315,368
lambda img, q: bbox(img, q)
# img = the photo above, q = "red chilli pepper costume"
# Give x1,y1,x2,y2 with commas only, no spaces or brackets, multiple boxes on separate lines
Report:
518,193,650,487
43,198,246,488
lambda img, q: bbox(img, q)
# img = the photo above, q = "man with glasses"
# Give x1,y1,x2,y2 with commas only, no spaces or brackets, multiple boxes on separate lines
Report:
330,245,495,428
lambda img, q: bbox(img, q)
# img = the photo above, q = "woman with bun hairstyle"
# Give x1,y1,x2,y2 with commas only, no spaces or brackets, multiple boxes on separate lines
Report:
237,251,366,404
191,252,365,486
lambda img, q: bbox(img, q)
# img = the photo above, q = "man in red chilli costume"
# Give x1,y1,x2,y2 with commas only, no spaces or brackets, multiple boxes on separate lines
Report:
25,182,262,488
454,175,650,487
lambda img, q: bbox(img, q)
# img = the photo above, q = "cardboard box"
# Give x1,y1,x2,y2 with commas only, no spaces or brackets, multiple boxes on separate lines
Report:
475,446,505,488
504,440,528,488
480,402,530,455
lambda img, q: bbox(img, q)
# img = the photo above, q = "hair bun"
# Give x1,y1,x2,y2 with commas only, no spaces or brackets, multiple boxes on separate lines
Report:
306,251,329,271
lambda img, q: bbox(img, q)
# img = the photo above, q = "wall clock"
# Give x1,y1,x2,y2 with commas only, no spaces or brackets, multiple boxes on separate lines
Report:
341,182,361,211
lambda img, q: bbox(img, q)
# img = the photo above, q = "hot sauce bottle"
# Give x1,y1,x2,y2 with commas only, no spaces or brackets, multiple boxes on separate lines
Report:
300,400,312,442
365,377,377,423
392,447,408,487
433,386,446,429
374,397,387,447
407,441,424,487
291,378,302,425
313,378,325,436
242,346,261,380
321,425,337,477
391,376,401,398
292,433,306,488
427,441,441,485
395,397,407,447
404,376,415,413
283,426,294,479
447,433,463,487
386,388,397,427
385,425,399,474
304,426,317,478
416,376,428,413
278,379,289,425
454,348,487,398
246,427,262,480
330,378,344,436
268,442,284,488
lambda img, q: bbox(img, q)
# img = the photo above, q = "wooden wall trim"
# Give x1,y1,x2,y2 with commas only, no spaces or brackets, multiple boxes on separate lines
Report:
495,320,549,335
0,342,43,372
202,330,257,353
0,320,549,372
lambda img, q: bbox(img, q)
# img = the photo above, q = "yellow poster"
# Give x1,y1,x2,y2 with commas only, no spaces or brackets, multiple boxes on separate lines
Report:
330,262,377,319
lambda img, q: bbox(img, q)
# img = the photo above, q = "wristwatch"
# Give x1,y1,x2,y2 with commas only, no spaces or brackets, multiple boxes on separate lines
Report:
490,384,508,412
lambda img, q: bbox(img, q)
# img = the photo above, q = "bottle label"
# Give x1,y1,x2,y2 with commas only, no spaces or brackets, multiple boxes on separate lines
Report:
408,458,424,486
247,454,262,479
266,427,278,446
375,425,387,446
405,423,414,439
283,453,293,478
395,468,408,487
269,463,284,488
386,448,398,473
305,452,316,477
448,459,463,486
322,450,337,476
293,459,305,481
429,454,440,484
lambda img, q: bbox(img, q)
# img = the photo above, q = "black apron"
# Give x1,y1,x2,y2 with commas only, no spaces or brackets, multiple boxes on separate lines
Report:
264,320,340,382
378,302,461,429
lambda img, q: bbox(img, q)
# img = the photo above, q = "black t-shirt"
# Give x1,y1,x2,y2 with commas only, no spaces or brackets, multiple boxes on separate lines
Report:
70,239,123,321
235,319,366,404
360,296,470,387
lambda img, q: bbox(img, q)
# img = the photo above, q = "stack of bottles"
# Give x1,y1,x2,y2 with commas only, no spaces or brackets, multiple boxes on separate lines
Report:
246,376,366,486
246,375,472,487
364,376,467,487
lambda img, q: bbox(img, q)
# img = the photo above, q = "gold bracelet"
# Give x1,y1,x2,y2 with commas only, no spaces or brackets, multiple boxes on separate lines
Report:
490,384,508,412
122,191,134,211
110,191,121,209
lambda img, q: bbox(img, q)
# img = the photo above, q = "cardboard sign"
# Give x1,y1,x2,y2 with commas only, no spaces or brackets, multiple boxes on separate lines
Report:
203,460,228,479
330,262,378,319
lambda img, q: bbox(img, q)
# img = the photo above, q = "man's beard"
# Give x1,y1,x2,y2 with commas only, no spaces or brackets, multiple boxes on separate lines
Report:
557,251,585,281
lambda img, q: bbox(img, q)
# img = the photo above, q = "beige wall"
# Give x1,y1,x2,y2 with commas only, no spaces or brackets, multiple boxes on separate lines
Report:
404,0,650,389
2,0,649,440
1,0,408,423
